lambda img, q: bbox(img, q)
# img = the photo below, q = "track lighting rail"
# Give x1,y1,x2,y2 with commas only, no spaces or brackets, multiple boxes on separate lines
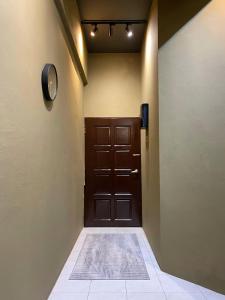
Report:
81,20,147,25
82,20,147,38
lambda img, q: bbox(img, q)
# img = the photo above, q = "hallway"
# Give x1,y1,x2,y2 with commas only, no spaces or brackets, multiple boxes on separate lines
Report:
48,228,225,300
1,0,225,299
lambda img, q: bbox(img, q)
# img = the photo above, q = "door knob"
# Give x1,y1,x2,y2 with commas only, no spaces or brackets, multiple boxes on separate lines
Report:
131,169,139,174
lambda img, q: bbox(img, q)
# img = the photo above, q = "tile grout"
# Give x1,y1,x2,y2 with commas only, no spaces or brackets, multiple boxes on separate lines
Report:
87,280,92,300
125,280,128,300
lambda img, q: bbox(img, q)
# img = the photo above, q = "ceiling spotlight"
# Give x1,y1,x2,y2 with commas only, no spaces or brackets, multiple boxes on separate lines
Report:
126,24,133,38
90,24,98,37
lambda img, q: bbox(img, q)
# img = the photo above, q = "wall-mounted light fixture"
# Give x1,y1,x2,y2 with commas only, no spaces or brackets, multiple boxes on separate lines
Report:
141,103,149,129
81,20,147,39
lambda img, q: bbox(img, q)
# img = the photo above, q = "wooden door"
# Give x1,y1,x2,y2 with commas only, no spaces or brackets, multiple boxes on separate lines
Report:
84,118,142,227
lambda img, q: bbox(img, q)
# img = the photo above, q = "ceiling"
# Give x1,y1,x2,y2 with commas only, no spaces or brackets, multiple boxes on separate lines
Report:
159,0,212,47
77,0,152,53
77,0,211,52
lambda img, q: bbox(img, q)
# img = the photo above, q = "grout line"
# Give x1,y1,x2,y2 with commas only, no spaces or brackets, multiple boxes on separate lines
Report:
82,230,91,300
87,280,92,300
155,272,168,300
125,280,128,300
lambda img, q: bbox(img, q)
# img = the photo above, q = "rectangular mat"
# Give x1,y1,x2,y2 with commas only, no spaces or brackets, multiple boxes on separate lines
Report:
70,233,149,280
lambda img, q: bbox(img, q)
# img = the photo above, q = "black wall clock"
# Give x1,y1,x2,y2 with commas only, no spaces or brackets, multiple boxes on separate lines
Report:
42,64,58,101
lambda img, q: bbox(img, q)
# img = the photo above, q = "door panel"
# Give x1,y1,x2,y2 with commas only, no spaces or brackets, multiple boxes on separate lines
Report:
114,198,132,220
94,198,111,220
114,150,132,169
114,174,132,193
94,126,111,146
85,118,141,227
94,150,112,170
94,175,112,194
115,126,131,145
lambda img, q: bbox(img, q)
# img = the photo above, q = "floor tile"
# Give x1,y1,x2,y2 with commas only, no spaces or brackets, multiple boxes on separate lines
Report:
158,273,200,294
166,292,205,300
53,279,91,293
200,287,225,299
90,280,126,293
59,261,76,276
127,292,166,300
205,295,225,300
49,292,88,300
69,233,86,254
139,248,153,264
145,262,157,276
126,278,163,293
88,292,126,300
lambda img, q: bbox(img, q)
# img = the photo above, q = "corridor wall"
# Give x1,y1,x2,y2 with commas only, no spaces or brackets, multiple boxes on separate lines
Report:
0,0,86,299
159,0,225,293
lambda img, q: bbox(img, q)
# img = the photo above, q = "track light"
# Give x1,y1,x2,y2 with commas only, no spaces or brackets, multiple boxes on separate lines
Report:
109,24,114,37
126,24,133,38
90,24,98,37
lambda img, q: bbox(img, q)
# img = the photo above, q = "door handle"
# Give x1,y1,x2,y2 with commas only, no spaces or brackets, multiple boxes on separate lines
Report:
131,169,139,174
132,153,141,157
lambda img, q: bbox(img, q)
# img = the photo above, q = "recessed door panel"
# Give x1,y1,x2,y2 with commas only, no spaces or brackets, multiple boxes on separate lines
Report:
94,175,112,194
115,126,131,145
95,199,111,220
114,199,132,220
93,150,112,170
94,126,111,146
114,150,132,170
114,174,133,194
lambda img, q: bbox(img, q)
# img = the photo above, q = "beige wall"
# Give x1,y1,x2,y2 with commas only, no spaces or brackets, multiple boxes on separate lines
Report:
0,1,86,299
159,0,225,293
141,0,160,259
63,0,88,76
84,53,141,117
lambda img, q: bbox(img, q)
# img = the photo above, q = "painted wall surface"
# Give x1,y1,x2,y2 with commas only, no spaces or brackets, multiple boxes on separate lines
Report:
84,53,141,117
63,0,88,76
141,0,160,259
159,0,225,293
0,1,86,299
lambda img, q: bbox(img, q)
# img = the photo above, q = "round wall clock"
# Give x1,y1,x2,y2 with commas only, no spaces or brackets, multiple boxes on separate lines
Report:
42,64,58,101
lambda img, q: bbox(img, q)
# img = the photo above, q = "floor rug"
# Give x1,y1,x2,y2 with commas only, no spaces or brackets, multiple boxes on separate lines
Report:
70,233,149,280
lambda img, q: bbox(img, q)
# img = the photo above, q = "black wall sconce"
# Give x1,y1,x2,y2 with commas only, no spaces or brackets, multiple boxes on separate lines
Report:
141,103,149,129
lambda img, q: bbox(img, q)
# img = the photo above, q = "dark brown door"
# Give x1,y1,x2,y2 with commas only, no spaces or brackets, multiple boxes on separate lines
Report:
84,118,142,227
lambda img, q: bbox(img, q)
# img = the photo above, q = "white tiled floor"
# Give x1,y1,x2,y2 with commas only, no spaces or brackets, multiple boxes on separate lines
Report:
48,228,225,300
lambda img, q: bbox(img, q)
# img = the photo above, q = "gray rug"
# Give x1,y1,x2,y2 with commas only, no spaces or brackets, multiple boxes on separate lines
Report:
69,233,149,280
